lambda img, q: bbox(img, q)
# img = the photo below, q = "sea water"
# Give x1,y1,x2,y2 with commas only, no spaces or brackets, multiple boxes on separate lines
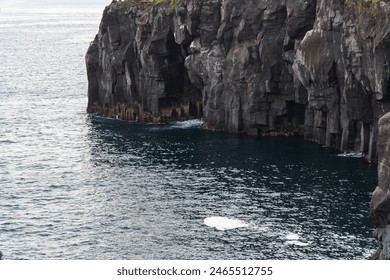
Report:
0,0,378,260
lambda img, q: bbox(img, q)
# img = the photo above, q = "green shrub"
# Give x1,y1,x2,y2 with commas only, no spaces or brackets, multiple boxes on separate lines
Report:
152,0,180,10
345,0,382,16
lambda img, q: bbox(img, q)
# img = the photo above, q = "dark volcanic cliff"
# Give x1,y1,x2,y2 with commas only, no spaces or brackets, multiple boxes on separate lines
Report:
87,0,390,259
87,0,390,161
371,112,390,259
294,0,390,160
86,1,203,123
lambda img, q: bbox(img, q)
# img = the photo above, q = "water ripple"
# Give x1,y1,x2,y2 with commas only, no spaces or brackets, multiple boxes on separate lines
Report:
0,6,378,260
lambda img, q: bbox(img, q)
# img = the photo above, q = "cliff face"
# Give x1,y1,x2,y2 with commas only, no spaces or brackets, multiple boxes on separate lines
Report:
87,0,390,258
294,0,390,160
181,0,316,134
371,112,390,260
87,0,390,160
87,0,316,132
86,2,203,123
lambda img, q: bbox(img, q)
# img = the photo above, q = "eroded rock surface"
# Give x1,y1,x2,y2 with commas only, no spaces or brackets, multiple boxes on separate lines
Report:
371,112,390,260
87,0,316,131
181,0,316,134
87,0,390,259
86,1,203,123
294,0,390,160
87,0,390,161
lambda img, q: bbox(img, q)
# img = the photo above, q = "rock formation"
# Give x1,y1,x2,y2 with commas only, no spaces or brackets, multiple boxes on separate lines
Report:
86,0,390,161
87,0,390,259
370,112,390,260
86,0,203,123
294,0,390,161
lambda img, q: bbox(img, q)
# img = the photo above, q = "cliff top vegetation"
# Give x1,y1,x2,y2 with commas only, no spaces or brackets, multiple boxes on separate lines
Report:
121,0,180,10
345,0,384,17
118,0,387,16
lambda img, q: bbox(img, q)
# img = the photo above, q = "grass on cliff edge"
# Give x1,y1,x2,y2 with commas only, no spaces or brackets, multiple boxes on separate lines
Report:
345,0,383,16
122,0,180,10
123,0,382,12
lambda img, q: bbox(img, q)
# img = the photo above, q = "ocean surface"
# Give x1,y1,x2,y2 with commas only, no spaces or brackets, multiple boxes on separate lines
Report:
0,1,378,260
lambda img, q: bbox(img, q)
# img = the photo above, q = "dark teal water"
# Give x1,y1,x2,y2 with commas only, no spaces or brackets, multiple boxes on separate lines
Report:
0,1,377,260
83,117,377,259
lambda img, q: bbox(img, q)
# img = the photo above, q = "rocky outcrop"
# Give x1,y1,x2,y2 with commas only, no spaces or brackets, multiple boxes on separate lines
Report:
86,1,203,123
370,112,390,260
87,0,317,131
181,0,316,134
87,0,390,259
294,0,390,160
87,0,390,160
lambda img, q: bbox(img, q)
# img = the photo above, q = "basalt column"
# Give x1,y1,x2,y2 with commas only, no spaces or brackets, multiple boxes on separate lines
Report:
86,3,202,123
371,112,390,260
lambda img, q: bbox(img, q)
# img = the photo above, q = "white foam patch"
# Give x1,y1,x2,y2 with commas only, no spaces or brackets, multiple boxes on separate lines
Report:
285,233,310,246
336,152,364,158
286,240,310,246
148,119,203,131
170,119,203,129
204,216,250,231
285,233,300,240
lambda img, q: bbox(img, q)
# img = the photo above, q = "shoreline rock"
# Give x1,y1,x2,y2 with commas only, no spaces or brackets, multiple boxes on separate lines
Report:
370,112,390,260
86,0,390,258
86,1,203,124
87,0,390,161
